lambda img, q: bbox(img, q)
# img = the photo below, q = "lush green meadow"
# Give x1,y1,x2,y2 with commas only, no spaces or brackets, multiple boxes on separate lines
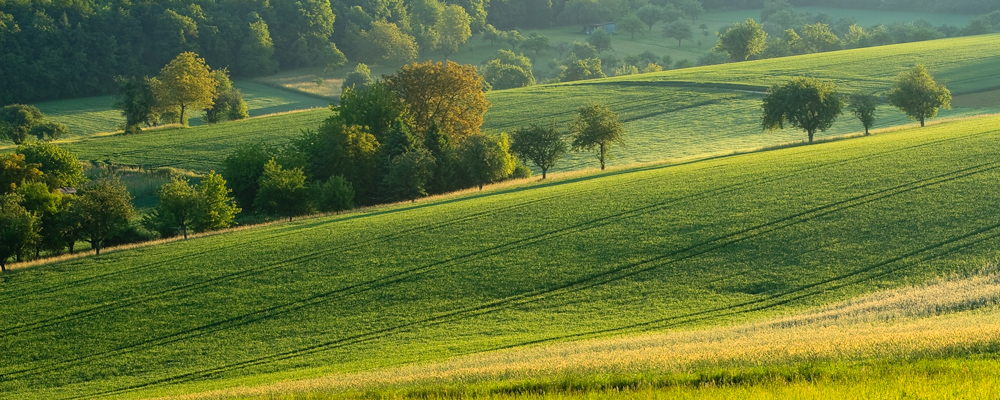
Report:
482,33,1000,172
32,81,330,138
53,109,330,172
4,115,1000,399
185,269,1000,399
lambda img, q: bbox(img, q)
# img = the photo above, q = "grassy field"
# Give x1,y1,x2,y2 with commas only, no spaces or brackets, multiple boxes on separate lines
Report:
171,269,1000,399
53,109,330,172
34,81,330,138
4,115,1000,399
481,33,1000,172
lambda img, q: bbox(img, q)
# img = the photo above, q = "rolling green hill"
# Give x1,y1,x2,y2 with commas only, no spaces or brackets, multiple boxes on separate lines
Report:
56,109,330,171
48,34,1000,174
4,114,1000,399
33,82,330,138
482,33,1000,172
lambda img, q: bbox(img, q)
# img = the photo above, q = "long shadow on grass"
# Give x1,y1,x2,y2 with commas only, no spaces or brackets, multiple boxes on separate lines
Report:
61,156,1000,400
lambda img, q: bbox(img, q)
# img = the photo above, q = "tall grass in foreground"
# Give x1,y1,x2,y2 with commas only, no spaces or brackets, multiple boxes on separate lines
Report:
174,268,1000,400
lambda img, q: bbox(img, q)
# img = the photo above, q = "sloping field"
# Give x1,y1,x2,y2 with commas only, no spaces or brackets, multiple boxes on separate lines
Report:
175,270,1000,399
56,109,330,171
604,33,1000,93
34,81,330,138
481,34,1000,172
4,115,1000,399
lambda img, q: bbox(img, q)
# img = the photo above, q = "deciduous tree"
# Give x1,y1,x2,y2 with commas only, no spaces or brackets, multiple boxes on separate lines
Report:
0,104,45,144
849,93,879,135
436,4,472,58
145,177,198,239
762,77,845,143
74,177,135,256
15,141,86,190
617,14,645,39
0,194,38,271
569,103,625,170
520,34,551,56
714,19,768,61
385,61,490,140
0,153,43,195
113,76,157,134
664,20,693,48
255,159,311,221
511,124,567,179
153,52,218,126
887,65,952,127
192,172,240,232
587,27,612,54
459,132,516,190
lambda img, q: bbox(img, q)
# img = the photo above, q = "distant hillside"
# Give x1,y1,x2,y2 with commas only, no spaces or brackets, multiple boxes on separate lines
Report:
4,114,1000,399
54,34,1000,174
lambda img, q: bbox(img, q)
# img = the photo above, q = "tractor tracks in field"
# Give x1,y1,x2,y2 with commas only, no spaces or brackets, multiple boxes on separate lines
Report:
6,128,996,388
65,156,1000,400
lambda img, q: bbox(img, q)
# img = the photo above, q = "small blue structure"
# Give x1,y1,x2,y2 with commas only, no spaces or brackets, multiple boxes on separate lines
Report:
584,22,615,35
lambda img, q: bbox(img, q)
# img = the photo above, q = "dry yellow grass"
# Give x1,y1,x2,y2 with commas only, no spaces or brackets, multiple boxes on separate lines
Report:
155,266,1000,400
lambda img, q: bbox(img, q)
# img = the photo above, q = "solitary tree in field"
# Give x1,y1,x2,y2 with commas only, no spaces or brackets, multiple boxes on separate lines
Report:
618,14,645,39
570,103,625,170
762,77,845,144
0,194,38,272
887,65,951,127
664,20,693,48
848,93,879,135
153,52,218,126
636,5,664,31
74,177,135,256
714,19,768,61
510,124,567,179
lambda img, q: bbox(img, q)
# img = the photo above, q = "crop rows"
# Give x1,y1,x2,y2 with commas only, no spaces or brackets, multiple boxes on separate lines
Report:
2,115,1000,399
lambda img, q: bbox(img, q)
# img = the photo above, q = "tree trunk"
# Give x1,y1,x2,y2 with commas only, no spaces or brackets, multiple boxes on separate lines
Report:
95,241,101,256
69,242,75,254
1,260,6,272
920,116,925,127
599,143,606,170
479,183,484,190
808,130,814,143
180,104,187,127
182,225,188,240
542,168,547,179
865,126,870,135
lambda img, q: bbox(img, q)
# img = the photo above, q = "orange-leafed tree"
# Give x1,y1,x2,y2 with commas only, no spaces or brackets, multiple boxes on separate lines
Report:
384,60,490,141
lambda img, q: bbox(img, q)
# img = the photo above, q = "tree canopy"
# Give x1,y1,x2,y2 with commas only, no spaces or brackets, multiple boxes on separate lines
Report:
153,52,218,126
385,61,490,140
887,65,952,127
715,19,768,61
511,124,567,179
569,103,625,170
762,77,845,143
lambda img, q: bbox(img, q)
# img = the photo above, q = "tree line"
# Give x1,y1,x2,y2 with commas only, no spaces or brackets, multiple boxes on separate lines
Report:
762,64,952,143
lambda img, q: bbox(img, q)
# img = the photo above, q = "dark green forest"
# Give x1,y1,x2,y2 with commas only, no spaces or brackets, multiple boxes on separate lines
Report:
1,0,995,105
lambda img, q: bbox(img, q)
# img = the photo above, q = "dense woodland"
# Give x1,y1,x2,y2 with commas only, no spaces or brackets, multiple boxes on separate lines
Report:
2,0,997,104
